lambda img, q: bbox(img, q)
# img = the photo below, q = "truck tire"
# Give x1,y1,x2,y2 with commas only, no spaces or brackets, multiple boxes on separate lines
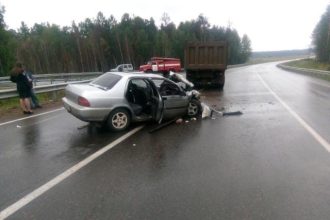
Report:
218,83,224,90
219,74,225,90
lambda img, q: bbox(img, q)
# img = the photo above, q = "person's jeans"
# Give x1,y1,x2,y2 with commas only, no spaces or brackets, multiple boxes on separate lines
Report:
30,89,40,108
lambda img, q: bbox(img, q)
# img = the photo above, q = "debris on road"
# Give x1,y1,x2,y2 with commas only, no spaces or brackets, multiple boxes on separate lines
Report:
176,118,183,124
223,111,243,116
201,102,243,119
149,118,178,133
202,103,217,118
149,102,242,133
77,124,89,130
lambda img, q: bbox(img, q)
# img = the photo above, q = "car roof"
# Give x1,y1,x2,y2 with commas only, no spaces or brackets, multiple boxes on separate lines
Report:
105,71,165,80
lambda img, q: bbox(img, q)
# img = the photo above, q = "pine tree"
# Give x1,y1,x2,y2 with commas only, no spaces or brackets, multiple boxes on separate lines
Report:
312,5,330,62
241,34,252,63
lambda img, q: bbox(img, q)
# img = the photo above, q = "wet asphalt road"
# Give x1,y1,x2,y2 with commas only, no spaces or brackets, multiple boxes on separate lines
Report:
1,62,330,219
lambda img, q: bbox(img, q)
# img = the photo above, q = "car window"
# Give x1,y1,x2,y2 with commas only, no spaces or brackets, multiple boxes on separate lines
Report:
152,79,163,88
132,79,148,88
91,73,122,90
127,79,152,103
152,79,181,96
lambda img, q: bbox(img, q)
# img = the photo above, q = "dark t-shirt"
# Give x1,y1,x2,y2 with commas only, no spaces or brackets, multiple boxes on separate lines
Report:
12,73,31,98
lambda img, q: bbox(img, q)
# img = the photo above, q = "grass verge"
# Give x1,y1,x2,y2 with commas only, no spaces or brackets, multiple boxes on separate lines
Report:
284,58,330,71
247,55,309,65
0,90,64,116
282,58,330,82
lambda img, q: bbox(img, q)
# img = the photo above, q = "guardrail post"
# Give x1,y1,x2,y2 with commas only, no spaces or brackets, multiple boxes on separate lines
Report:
52,90,57,101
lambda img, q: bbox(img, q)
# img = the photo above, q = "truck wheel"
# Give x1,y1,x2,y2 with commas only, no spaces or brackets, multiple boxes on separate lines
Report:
107,108,131,132
219,74,225,90
187,99,202,117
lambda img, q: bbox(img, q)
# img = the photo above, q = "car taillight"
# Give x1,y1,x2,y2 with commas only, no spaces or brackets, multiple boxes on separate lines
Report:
78,96,90,107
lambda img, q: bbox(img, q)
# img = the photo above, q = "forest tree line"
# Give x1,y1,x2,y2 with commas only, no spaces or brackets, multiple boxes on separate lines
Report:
313,5,330,62
0,6,252,76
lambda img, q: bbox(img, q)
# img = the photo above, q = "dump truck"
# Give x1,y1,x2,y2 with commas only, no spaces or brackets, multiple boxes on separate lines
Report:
184,41,228,89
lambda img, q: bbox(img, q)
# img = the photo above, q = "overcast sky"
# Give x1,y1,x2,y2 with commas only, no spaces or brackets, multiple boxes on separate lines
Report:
1,0,329,51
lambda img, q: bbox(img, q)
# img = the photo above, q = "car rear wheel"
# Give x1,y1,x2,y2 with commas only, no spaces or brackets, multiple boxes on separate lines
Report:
107,108,131,132
187,99,202,117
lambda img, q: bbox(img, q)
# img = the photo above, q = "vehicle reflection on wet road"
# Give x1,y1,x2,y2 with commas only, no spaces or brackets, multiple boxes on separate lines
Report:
1,61,330,220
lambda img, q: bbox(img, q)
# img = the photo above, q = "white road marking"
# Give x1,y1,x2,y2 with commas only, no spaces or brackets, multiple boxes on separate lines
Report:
258,74,330,152
225,92,271,97
0,125,144,219
19,114,63,128
0,108,64,127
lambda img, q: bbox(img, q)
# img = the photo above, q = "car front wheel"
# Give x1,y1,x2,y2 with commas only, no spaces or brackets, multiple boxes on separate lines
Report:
187,99,202,117
107,108,131,132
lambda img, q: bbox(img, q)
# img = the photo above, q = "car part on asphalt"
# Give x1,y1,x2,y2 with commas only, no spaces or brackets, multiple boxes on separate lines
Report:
222,111,243,116
148,118,179,133
201,102,243,119
176,118,183,124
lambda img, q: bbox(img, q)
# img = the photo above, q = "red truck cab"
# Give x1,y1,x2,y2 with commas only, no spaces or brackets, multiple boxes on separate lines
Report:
139,57,181,73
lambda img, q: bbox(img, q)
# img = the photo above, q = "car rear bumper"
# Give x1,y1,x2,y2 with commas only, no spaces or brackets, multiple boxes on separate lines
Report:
62,97,110,122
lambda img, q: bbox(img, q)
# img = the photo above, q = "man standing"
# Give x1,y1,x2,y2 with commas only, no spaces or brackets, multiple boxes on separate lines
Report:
24,69,42,109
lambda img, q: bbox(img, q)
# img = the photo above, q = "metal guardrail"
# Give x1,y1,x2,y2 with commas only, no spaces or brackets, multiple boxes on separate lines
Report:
0,72,104,99
0,80,92,100
0,72,103,90
0,72,102,82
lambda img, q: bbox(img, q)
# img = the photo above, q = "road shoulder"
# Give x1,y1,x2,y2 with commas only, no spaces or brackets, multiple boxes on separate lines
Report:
0,101,63,124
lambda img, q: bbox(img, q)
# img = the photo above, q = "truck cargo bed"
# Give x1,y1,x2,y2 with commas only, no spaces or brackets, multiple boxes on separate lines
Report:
184,42,228,89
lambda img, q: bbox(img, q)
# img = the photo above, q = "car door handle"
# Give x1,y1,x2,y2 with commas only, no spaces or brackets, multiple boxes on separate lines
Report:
162,97,167,100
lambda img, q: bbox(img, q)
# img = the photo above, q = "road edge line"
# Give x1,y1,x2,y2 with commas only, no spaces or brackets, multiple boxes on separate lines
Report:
0,108,64,127
0,125,144,219
257,74,330,152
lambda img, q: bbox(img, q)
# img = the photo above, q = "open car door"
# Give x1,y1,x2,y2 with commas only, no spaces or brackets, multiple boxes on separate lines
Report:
147,79,164,123
151,78,189,120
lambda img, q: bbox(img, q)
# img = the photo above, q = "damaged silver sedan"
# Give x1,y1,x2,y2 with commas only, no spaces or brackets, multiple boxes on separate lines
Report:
62,72,201,131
